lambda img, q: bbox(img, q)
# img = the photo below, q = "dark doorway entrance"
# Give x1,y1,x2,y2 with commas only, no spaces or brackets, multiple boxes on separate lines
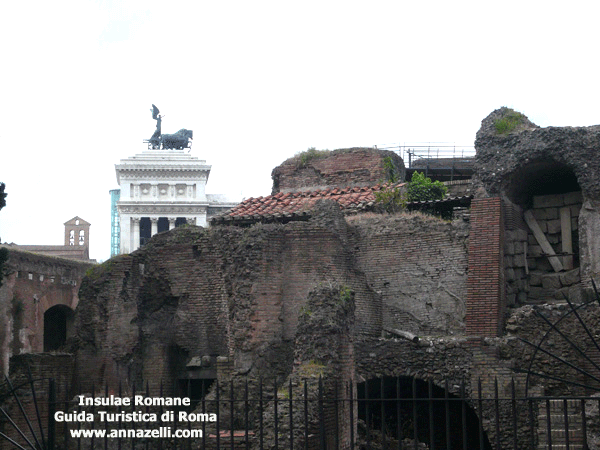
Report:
44,305,75,351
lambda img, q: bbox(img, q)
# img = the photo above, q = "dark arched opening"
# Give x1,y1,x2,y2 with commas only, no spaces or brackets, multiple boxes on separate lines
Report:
44,305,75,351
502,159,583,305
504,159,580,208
357,377,491,449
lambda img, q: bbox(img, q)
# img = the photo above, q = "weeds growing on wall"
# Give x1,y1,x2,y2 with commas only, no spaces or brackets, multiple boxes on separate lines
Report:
294,147,330,168
494,108,526,134
375,171,447,213
406,171,447,202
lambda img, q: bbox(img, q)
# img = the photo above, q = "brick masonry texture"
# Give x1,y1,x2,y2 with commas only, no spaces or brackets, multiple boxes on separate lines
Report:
72,202,474,393
271,148,405,194
466,197,505,337
348,212,469,336
0,248,93,374
73,202,383,391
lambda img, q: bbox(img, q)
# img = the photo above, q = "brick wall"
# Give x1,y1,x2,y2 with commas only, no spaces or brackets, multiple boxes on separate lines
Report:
74,203,381,392
349,212,469,336
271,148,405,194
466,197,505,337
0,249,93,375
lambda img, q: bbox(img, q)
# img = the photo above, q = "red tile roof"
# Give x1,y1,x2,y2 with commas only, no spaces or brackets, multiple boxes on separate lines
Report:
211,184,405,224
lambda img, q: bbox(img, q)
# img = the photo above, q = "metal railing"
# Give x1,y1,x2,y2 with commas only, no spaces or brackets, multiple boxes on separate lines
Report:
374,144,475,169
2,375,599,450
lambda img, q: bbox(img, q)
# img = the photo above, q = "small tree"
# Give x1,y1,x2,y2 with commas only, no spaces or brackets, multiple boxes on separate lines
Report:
406,172,447,202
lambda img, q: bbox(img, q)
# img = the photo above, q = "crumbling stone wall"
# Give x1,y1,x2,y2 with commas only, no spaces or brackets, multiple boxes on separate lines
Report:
271,148,405,194
0,248,92,374
474,107,600,291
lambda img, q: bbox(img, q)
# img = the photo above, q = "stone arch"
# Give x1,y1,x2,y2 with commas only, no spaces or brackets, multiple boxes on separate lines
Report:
503,158,581,208
356,376,491,449
43,304,75,351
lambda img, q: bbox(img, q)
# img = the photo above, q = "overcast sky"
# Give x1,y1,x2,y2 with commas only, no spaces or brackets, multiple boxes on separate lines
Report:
1,1,598,262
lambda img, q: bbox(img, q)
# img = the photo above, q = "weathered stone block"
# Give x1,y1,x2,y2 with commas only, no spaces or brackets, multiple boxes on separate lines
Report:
568,286,583,303
571,204,581,217
513,228,527,241
514,241,524,255
536,258,552,272
528,234,537,245
563,191,583,206
542,273,562,290
559,267,580,287
505,241,515,255
533,194,564,209
529,245,542,257
513,255,526,267
517,292,528,304
528,286,545,299
529,272,542,286
506,293,516,306
505,268,515,281
554,286,569,300
547,219,562,234
527,258,536,269
547,234,560,244
533,208,558,220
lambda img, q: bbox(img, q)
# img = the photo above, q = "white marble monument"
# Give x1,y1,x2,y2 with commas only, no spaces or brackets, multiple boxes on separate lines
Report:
115,149,236,254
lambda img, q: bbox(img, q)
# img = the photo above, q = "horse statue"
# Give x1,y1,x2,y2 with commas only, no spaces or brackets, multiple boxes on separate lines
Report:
146,104,193,150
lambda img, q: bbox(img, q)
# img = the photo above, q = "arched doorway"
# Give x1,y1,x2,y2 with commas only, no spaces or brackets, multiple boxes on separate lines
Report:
357,377,491,449
43,305,75,351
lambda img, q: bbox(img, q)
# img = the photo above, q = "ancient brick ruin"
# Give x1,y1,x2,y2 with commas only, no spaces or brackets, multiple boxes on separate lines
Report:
3,109,600,448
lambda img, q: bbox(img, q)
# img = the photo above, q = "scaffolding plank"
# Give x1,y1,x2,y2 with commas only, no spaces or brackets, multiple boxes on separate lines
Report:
524,210,563,272
560,206,574,270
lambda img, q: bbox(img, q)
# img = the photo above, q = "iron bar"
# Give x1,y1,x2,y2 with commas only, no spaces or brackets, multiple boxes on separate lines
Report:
445,379,451,450
494,378,500,450
216,380,220,450
289,379,293,450
461,379,467,450
545,398,552,450
428,380,434,450
319,377,326,450
365,378,371,450
478,378,484,450
511,379,517,450
382,377,387,450
520,335,600,387
4,375,43,450
349,381,354,450
412,377,417,450
230,380,235,450
26,367,46,450
304,380,308,450
273,379,278,450
563,398,570,450
397,377,402,450
259,378,263,450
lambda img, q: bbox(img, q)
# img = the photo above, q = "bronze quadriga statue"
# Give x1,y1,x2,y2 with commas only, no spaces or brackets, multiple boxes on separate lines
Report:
146,104,193,150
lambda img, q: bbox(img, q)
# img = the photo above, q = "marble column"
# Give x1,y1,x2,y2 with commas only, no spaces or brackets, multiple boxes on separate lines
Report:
132,217,141,251
151,217,158,236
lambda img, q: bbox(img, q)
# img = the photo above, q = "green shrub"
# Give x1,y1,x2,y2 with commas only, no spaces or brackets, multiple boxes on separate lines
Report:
294,147,330,168
494,109,525,134
406,172,447,202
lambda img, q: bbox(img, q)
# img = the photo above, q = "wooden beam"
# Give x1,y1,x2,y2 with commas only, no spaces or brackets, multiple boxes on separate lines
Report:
560,206,574,270
524,210,563,272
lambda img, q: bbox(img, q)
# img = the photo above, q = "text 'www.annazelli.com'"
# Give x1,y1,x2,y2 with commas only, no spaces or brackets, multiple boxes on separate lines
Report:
70,428,203,439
